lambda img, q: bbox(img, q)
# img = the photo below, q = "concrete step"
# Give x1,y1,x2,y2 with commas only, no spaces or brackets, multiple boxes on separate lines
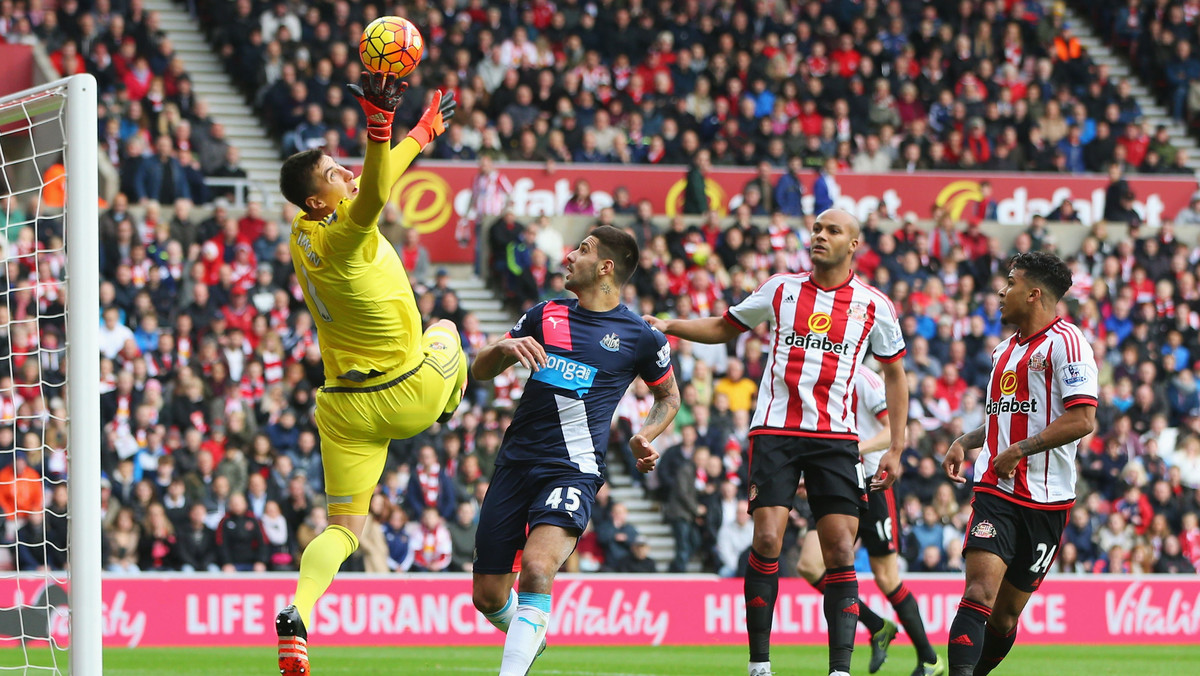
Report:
609,486,646,502
470,310,513,323
244,158,288,172
456,289,498,301
223,121,273,136
188,72,229,85
236,149,280,162
208,103,256,118
236,137,276,151
480,322,512,335
177,60,223,74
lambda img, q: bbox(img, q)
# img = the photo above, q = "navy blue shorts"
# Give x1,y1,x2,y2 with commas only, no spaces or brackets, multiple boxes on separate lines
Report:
473,463,603,574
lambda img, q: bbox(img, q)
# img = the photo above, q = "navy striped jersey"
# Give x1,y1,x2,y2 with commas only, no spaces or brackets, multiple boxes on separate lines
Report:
497,299,673,475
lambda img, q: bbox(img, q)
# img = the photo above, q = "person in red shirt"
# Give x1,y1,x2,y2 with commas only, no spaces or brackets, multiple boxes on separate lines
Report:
935,363,969,412
830,34,861,78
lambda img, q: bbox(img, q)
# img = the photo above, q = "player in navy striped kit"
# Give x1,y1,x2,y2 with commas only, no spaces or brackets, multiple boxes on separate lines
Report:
471,226,680,676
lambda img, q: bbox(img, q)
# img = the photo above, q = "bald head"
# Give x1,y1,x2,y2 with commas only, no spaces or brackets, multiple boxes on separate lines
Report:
816,208,861,240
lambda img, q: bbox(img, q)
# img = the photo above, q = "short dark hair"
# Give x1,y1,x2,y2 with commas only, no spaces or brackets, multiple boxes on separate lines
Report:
590,224,638,284
1010,251,1072,301
279,149,324,210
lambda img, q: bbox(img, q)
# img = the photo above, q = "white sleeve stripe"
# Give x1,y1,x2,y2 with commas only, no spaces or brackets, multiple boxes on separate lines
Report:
858,281,899,320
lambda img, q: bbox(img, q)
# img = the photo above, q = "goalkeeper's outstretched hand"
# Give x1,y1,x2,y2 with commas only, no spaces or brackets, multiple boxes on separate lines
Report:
408,89,457,149
347,71,407,143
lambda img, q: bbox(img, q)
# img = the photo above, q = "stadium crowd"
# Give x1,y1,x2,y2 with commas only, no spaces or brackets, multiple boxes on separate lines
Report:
0,0,1198,578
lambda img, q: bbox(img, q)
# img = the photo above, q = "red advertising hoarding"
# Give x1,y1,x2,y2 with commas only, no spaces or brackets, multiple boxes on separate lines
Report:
364,161,1198,263
2,574,1197,648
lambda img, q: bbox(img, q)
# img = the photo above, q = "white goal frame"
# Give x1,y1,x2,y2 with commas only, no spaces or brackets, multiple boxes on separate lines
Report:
0,74,101,675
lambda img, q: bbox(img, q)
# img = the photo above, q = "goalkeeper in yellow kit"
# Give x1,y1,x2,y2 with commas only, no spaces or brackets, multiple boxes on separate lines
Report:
274,72,464,676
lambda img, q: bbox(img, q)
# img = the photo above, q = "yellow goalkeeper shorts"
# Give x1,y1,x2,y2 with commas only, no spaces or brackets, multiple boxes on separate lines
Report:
314,323,466,514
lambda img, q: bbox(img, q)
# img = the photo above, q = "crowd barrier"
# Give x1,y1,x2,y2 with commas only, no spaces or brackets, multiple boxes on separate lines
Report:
342,160,1199,263
2,574,1196,647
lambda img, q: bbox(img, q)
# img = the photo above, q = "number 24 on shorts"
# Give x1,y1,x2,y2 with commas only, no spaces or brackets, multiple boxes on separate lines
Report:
546,487,582,512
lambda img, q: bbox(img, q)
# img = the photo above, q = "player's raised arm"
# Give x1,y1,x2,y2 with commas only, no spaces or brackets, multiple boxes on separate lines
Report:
386,88,457,184
344,71,403,227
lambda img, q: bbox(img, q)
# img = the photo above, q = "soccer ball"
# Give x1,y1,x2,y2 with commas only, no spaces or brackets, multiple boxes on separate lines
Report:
359,16,424,77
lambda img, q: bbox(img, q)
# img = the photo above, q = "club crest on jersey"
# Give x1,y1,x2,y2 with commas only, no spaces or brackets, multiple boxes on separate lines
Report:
1063,364,1088,386
808,312,833,334
600,333,620,352
846,302,869,323
1028,353,1048,372
971,520,997,539
999,370,1019,395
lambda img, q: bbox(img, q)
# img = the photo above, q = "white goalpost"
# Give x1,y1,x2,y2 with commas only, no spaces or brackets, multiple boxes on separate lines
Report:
0,75,101,674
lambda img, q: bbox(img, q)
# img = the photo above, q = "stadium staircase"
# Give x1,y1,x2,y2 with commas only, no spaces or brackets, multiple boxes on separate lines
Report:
144,0,281,199
1064,5,1200,176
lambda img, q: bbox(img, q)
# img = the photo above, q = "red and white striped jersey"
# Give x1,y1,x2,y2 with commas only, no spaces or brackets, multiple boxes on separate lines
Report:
724,272,905,439
973,317,1099,509
853,368,890,475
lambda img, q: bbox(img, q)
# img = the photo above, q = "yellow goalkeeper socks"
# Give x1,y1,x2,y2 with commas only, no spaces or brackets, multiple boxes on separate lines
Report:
293,524,359,628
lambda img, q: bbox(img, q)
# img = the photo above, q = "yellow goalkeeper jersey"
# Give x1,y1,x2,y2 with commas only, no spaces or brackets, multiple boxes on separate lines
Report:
289,197,423,387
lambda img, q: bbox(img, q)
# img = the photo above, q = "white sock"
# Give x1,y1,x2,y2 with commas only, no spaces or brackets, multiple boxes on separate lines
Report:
829,672,851,676
748,661,772,675
484,588,518,633
498,605,549,676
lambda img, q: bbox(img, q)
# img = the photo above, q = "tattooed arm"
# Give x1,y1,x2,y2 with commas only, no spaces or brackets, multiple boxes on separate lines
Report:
943,425,986,484
629,372,681,473
994,405,1096,479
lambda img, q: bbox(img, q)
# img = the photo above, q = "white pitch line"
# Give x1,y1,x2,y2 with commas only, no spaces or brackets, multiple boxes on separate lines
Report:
431,666,657,676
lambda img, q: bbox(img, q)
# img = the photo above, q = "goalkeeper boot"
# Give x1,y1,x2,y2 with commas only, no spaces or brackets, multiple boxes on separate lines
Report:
276,605,310,675
869,618,899,673
911,655,948,676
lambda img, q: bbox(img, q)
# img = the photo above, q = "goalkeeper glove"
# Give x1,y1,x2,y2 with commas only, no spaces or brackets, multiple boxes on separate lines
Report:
347,71,407,143
407,89,457,149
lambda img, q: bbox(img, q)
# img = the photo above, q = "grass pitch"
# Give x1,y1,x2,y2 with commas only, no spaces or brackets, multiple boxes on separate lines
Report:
4,644,1198,675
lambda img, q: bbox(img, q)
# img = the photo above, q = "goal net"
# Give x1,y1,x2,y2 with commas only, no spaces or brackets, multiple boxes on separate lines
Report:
0,76,101,674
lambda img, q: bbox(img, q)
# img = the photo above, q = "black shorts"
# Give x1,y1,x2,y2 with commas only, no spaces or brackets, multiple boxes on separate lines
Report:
748,434,867,522
964,490,1069,593
473,463,602,575
859,485,900,558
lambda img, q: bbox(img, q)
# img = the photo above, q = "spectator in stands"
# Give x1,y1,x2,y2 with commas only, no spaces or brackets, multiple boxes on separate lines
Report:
106,507,141,573
133,135,191,204
447,501,478,573
615,537,658,573
216,493,267,572
596,501,640,569
410,508,452,573
406,444,458,521
716,498,754,577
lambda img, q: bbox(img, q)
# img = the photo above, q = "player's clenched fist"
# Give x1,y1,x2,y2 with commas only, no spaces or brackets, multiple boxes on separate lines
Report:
498,336,548,371
630,434,659,474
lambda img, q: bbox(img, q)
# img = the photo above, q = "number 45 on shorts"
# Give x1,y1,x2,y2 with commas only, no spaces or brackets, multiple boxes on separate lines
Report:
545,487,582,512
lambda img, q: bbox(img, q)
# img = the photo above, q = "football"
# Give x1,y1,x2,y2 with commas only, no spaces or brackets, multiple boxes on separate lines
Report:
358,16,424,77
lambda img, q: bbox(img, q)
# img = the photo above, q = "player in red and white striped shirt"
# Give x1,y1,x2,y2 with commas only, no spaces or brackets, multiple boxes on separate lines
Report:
647,209,909,676
943,252,1097,676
